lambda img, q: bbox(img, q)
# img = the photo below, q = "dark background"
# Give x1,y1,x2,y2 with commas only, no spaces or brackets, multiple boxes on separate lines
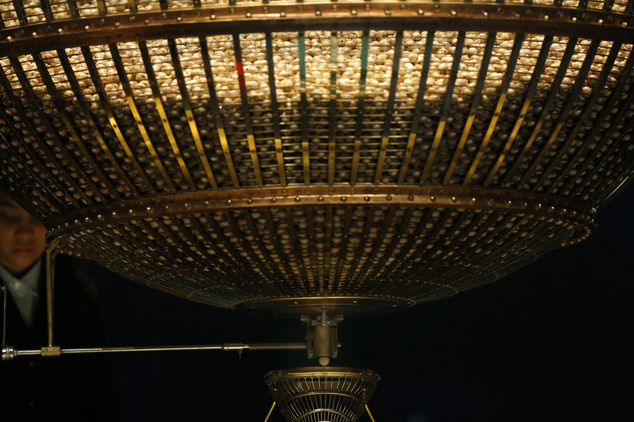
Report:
80,180,634,422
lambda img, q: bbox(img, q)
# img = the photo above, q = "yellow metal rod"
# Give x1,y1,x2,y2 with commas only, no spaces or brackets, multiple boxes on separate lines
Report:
365,404,377,422
263,402,276,422
45,251,55,347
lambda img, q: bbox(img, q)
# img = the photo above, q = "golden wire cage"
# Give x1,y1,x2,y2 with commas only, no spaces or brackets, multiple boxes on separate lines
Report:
265,367,380,422
0,0,633,317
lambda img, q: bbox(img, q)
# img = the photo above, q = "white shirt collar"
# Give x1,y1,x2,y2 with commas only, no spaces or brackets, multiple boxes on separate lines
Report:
0,258,42,328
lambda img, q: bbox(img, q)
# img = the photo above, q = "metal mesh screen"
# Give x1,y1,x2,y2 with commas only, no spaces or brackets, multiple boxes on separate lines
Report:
1,1,633,314
265,367,380,422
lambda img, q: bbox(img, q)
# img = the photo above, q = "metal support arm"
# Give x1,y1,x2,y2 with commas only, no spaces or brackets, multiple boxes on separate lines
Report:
2,342,307,360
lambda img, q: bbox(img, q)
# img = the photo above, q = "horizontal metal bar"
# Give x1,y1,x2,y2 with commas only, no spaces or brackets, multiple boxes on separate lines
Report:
3,342,307,359
1,3,631,57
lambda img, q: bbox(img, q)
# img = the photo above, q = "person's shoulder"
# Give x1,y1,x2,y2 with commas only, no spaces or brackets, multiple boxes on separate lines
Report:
53,254,101,308
53,254,109,345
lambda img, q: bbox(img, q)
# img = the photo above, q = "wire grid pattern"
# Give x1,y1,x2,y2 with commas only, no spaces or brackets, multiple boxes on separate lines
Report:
0,0,633,311
265,367,379,422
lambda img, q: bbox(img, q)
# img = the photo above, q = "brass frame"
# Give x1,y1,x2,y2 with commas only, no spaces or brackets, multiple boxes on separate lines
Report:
1,3,632,57
1,0,632,315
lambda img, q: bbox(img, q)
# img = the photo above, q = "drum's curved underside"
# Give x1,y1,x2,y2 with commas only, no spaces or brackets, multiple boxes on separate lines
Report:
0,0,632,315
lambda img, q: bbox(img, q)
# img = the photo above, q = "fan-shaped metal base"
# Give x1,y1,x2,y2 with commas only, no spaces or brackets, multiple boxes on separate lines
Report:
265,367,380,422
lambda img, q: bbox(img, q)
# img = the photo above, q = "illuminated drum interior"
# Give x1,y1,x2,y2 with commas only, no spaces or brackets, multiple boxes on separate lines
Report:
0,0,632,315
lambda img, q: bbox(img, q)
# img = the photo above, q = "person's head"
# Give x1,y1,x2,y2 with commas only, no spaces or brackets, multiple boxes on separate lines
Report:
0,189,47,276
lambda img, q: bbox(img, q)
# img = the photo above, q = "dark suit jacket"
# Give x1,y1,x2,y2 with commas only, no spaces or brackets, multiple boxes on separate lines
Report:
0,254,116,421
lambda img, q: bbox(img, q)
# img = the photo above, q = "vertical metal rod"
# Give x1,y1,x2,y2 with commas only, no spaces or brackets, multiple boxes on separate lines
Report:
298,31,311,185
241,211,286,290
540,40,621,193
333,207,354,288
374,30,404,184
2,284,7,350
81,45,155,195
263,209,296,283
265,32,287,186
232,33,264,187
560,49,634,198
420,31,466,184
520,40,601,189
139,40,197,190
40,0,54,21
263,401,276,422
284,209,310,292
351,30,369,185
444,32,497,184
66,0,79,18
5,55,92,205
365,404,377,422
500,36,578,187
45,251,55,347
327,31,338,185
463,33,525,185
57,47,135,197
225,213,276,281
10,0,28,26
30,51,114,201
484,35,554,187
199,36,240,188
169,38,218,189
108,42,176,192
399,31,434,184
377,205,438,282
343,207,374,282
0,117,62,208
